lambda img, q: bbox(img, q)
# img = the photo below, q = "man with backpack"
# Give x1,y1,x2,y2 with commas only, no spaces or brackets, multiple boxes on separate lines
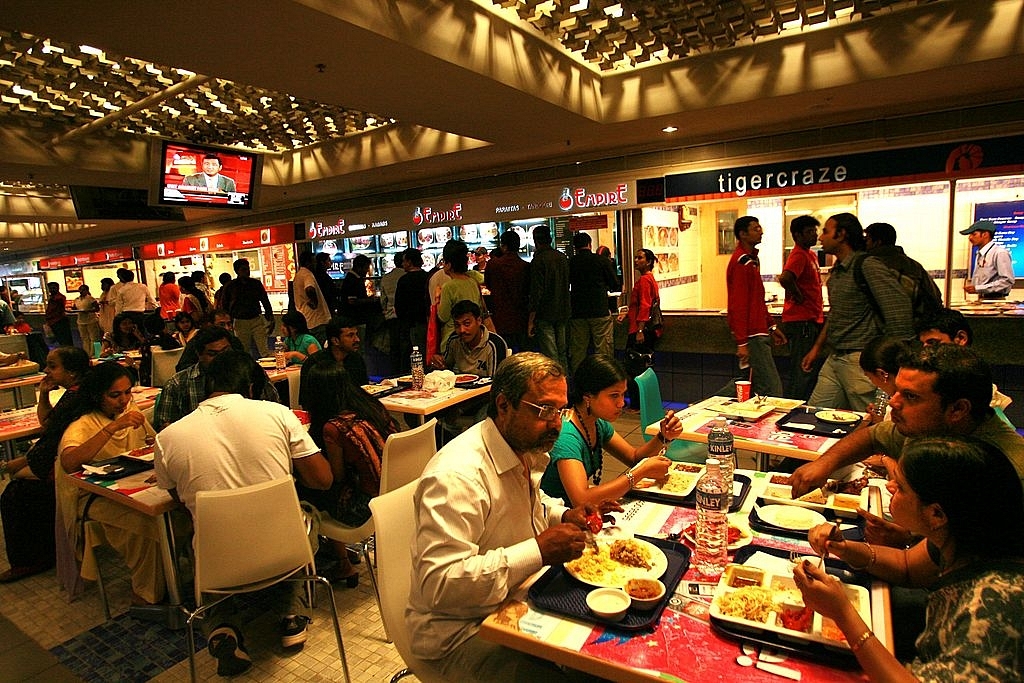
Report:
802,213,914,411
863,222,944,324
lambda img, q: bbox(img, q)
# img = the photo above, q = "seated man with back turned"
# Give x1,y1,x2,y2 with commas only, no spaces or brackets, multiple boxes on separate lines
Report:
408,352,612,682
790,344,1024,514
298,317,368,408
155,350,332,676
155,326,279,430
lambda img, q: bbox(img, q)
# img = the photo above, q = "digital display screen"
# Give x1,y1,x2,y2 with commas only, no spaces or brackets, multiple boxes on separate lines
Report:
155,140,261,210
973,201,1024,279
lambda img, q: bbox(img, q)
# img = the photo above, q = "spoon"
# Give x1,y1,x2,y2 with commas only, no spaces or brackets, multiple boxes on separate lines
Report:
735,654,802,680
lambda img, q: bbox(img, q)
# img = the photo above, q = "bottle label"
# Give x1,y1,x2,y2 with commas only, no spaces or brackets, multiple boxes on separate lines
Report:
696,490,726,512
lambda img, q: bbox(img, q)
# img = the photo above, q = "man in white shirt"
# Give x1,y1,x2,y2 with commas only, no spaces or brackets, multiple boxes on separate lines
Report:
292,251,330,344
408,351,605,682
113,269,157,327
154,350,332,676
962,220,1015,300
379,252,405,373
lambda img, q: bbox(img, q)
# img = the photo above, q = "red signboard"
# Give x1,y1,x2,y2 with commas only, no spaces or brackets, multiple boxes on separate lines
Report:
38,247,135,270
139,224,292,259
569,215,609,232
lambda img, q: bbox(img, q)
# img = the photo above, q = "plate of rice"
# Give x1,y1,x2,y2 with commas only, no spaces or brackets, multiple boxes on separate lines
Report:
564,538,668,589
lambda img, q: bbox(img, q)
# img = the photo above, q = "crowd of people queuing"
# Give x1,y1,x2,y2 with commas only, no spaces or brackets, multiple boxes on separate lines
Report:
1,212,1021,681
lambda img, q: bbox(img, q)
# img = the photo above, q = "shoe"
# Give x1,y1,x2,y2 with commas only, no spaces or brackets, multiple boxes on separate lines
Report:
207,625,251,677
280,615,310,649
323,565,360,588
0,564,51,583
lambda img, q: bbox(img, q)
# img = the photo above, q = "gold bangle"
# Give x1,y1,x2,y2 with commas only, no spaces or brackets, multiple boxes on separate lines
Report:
850,630,874,652
847,542,876,571
624,470,636,489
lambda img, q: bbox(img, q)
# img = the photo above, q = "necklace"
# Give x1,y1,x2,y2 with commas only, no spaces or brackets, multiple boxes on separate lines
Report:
574,408,602,485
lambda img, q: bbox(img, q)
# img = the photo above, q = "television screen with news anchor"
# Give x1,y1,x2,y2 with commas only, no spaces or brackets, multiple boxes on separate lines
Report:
153,140,262,210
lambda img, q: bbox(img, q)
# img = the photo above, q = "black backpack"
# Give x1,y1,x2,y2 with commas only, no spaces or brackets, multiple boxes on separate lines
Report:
851,250,943,325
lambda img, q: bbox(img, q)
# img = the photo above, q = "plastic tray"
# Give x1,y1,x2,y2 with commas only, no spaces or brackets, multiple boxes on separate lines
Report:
528,535,690,632
627,473,752,513
748,504,864,542
775,406,863,438
759,475,868,519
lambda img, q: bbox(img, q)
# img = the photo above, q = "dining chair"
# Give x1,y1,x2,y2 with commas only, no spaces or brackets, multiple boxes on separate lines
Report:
368,481,447,683
635,367,706,463
184,477,350,683
150,346,184,387
318,418,438,643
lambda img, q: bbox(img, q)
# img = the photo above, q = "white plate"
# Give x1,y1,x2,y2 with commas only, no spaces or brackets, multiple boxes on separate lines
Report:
682,522,754,551
634,462,705,497
814,409,860,424
564,538,668,589
757,505,827,531
119,445,155,463
454,373,479,384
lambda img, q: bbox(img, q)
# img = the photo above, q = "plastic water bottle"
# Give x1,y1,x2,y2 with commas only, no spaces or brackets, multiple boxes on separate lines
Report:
694,458,729,577
410,346,424,390
872,388,890,418
274,336,287,371
707,417,735,509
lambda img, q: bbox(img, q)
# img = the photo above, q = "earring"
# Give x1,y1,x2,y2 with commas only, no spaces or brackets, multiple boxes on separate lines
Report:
585,399,592,416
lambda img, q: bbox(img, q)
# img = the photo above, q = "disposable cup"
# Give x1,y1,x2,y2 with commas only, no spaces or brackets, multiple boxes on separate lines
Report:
736,380,752,402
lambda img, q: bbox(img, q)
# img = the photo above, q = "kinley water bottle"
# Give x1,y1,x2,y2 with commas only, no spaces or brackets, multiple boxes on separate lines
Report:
707,417,735,509
410,346,425,390
274,336,287,371
694,458,729,577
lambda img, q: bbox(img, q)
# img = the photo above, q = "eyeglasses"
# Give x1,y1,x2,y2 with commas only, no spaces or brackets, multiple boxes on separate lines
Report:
519,399,572,422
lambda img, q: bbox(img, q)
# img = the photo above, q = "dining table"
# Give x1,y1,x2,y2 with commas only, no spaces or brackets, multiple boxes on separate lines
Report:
645,395,864,471
69,466,187,629
0,385,161,461
0,371,45,409
479,470,892,683
378,382,492,425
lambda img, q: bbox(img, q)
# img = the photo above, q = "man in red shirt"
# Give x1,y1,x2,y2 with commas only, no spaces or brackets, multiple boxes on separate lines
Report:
44,282,74,347
778,215,824,400
726,216,785,397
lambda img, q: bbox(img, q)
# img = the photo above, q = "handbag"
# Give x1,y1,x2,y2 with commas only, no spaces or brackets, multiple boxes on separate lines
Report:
647,297,664,336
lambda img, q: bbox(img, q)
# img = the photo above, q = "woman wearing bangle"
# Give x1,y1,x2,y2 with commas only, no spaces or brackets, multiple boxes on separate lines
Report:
794,436,1024,680
540,354,680,506
281,311,321,365
56,363,162,605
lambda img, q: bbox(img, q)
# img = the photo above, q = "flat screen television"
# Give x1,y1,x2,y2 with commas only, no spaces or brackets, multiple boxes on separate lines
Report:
152,140,261,210
973,200,1024,280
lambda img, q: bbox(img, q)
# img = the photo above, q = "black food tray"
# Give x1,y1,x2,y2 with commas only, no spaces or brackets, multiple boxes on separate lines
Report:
710,544,870,665
528,535,690,632
748,505,864,542
627,473,752,513
83,455,153,481
775,406,863,438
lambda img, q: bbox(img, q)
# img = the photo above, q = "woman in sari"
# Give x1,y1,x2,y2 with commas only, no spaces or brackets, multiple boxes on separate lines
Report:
57,362,163,605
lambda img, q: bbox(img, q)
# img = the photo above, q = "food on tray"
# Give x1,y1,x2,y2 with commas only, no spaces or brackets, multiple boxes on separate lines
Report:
821,620,847,643
126,445,154,458
779,606,813,632
658,470,701,493
770,474,791,485
625,578,661,600
815,409,860,424
455,374,478,384
609,539,651,569
717,586,774,622
684,523,747,546
675,463,704,473
832,494,861,510
797,488,828,504
836,476,869,495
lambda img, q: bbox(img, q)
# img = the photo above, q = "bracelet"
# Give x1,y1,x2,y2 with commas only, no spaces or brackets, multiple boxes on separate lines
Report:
656,431,672,445
847,542,876,571
624,469,636,489
850,630,875,652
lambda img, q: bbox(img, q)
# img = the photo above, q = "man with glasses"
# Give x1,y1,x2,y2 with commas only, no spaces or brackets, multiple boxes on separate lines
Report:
155,326,278,430
408,352,613,681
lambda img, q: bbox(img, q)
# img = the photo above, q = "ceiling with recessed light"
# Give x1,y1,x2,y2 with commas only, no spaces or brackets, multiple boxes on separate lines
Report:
1,0,1023,257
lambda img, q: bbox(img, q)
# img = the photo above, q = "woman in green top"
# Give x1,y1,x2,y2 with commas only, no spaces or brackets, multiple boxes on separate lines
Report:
541,354,680,506
281,311,321,365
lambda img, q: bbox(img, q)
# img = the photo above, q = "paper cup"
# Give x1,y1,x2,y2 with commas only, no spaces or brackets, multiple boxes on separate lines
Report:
736,380,752,402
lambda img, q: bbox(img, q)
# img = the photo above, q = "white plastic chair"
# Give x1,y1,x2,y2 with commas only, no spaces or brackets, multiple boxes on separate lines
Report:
319,418,438,642
368,481,446,683
150,346,184,387
184,478,350,683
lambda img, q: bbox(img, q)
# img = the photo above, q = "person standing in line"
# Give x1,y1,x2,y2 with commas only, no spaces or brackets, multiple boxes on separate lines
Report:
595,245,622,316
97,277,117,336
394,248,430,372
157,272,180,321
192,270,212,301
113,270,157,329
567,232,620,373
622,249,659,410
292,251,331,345
73,285,102,358
726,216,786,398
314,252,339,316
485,230,531,353
108,269,128,315
528,225,570,370
178,277,210,324
802,213,914,411
220,258,275,358
778,215,824,400
212,272,232,311
961,220,1015,300
45,282,74,347
472,246,489,272
379,252,405,374
339,254,375,341
437,240,486,344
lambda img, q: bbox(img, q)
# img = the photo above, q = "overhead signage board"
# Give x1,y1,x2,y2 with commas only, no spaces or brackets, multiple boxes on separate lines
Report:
139,224,292,259
38,247,135,270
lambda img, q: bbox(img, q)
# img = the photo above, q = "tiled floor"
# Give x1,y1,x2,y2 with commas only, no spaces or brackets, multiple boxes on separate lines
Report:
0,406,741,682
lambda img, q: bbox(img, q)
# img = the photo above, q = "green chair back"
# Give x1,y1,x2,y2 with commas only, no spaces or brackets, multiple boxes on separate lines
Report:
634,367,706,464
